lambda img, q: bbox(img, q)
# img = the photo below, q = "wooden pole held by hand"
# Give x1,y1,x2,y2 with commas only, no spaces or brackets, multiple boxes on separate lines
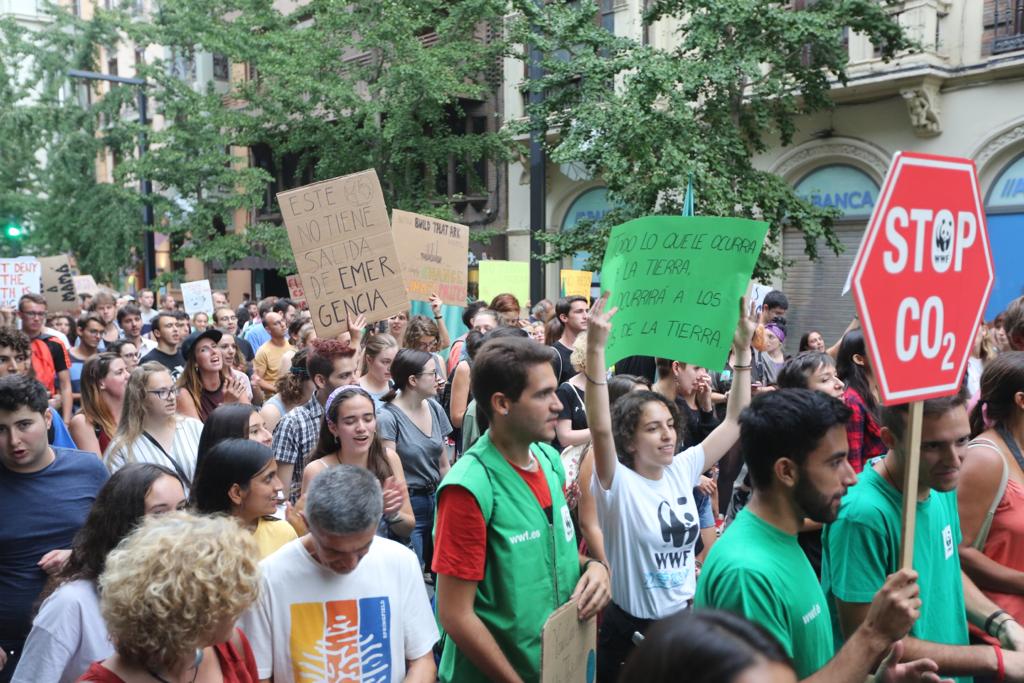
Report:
899,401,924,570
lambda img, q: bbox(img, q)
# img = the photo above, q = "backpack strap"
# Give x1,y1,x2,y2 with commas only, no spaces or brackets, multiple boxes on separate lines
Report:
968,438,1009,552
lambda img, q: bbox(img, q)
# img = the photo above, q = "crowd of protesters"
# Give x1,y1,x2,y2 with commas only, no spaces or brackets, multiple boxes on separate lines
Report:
1,281,1024,683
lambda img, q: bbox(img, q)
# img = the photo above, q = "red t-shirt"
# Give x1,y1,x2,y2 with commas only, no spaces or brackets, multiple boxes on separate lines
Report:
433,460,552,581
77,629,258,682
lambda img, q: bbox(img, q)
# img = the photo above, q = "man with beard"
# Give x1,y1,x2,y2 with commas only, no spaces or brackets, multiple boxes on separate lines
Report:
696,389,944,682
825,387,1024,682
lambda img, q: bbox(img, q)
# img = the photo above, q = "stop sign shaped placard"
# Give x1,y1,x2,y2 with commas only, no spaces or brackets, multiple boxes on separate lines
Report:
851,152,994,405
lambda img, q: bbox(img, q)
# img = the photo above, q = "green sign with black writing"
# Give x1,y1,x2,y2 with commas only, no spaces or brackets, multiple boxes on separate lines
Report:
599,215,768,369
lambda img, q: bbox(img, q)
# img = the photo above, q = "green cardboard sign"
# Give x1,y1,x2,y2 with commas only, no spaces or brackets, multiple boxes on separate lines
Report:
599,215,768,370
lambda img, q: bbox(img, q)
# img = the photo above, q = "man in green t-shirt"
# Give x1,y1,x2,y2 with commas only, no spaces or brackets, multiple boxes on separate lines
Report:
825,387,1024,681
697,389,939,681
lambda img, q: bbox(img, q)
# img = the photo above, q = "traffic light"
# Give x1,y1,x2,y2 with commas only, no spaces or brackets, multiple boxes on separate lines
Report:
1,216,24,256
2,217,22,239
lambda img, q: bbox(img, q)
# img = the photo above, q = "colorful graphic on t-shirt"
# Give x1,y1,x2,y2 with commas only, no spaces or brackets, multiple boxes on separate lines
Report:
290,597,392,682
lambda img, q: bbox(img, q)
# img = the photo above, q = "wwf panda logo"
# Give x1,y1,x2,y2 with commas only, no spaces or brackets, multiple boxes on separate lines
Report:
931,210,954,273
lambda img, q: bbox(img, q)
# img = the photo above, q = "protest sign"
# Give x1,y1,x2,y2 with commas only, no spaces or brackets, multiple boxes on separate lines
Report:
73,275,98,296
560,270,593,302
391,209,469,306
600,216,768,369
0,257,41,308
38,255,77,311
180,279,214,316
279,169,409,337
478,260,530,307
285,274,308,309
541,599,597,683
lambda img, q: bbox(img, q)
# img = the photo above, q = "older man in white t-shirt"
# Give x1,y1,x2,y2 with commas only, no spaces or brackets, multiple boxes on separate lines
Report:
241,465,438,683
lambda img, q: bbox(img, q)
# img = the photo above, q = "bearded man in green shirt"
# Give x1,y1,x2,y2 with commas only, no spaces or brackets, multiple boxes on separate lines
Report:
697,389,941,682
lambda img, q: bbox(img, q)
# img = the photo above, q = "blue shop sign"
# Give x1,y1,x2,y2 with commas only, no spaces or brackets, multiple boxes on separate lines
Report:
794,165,880,220
988,154,1024,211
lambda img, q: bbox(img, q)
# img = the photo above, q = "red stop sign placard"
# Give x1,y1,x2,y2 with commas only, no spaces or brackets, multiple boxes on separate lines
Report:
851,152,994,406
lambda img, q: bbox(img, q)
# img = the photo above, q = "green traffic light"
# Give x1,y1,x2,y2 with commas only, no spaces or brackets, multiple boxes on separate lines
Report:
5,225,21,238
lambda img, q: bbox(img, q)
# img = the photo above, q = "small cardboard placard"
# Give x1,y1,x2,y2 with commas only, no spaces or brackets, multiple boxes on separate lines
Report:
478,260,530,307
0,257,41,308
72,275,99,296
38,255,78,311
278,169,409,336
180,279,214,316
391,209,469,306
560,270,593,302
285,274,308,310
541,599,597,683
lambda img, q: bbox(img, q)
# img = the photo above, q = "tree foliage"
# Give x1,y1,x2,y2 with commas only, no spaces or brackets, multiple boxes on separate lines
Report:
515,0,913,278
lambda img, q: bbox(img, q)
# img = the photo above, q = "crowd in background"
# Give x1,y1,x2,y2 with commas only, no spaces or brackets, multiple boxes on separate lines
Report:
1,281,1024,683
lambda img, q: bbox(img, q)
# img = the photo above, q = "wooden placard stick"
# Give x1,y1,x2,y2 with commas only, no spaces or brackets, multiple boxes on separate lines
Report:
899,400,924,570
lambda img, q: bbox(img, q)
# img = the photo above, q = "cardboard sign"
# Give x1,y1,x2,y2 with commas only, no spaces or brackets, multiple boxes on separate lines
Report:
180,279,214,316
478,260,530,307
0,257,41,308
560,270,593,302
600,216,768,369
73,275,98,296
391,209,469,306
540,599,597,683
38,255,78,311
285,274,308,310
279,169,409,336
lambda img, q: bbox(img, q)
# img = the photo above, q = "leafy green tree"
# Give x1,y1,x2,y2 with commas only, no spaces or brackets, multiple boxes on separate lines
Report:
516,0,912,277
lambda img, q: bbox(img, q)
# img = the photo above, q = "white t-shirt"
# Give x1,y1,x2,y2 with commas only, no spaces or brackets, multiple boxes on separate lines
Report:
105,416,203,494
240,536,438,683
12,579,112,683
592,444,705,619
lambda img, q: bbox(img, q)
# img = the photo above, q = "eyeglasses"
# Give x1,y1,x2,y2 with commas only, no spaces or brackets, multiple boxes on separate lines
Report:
218,315,237,322
417,370,441,378
148,387,176,401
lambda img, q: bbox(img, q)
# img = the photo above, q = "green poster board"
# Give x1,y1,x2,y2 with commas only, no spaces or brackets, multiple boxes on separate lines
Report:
478,260,530,306
599,216,768,369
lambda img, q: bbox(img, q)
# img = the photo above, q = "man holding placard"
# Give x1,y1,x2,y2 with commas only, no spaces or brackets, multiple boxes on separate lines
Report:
824,389,1024,682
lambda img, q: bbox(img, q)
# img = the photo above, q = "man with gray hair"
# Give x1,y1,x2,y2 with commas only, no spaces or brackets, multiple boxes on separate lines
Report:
241,465,438,682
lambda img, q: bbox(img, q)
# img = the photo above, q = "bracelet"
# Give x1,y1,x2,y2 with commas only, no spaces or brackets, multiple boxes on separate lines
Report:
986,609,1008,636
434,316,443,320
731,364,752,371
994,644,1006,683
583,371,608,386
582,558,609,574
384,511,403,524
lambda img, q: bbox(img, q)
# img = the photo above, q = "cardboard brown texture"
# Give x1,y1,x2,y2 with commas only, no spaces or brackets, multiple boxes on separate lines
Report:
278,170,409,337
38,255,78,312
541,599,597,683
391,209,469,306
72,275,98,296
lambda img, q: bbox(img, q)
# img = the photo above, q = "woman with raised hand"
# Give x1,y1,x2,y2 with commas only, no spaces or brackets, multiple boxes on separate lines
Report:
69,353,129,458
104,362,203,495
585,292,755,682
358,333,398,410
176,329,250,422
301,385,414,539
78,512,260,682
191,438,296,559
12,464,185,683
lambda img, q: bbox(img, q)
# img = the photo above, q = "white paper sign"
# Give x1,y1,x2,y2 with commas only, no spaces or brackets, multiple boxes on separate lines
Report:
180,279,214,316
0,257,42,307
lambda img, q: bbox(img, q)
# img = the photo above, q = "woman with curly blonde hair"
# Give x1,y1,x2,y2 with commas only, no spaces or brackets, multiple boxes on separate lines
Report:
79,512,260,682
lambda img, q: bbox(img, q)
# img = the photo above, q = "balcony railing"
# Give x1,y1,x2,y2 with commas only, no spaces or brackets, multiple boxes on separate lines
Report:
993,0,1024,54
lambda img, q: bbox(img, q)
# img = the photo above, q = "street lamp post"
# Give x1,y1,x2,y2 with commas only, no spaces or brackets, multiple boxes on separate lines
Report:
67,69,156,287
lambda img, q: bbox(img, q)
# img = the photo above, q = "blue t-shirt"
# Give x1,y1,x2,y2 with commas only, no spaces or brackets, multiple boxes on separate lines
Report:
244,325,270,351
69,355,85,396
48,408,77,450
0,448,108,642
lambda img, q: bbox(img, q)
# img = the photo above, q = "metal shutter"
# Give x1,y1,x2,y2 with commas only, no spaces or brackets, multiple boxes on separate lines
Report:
780,223,866,354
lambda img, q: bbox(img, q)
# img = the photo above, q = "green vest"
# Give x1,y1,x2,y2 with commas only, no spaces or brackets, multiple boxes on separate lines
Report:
436,431,581,683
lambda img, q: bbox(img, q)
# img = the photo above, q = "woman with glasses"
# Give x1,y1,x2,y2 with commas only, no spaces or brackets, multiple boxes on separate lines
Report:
69,353,129,458
378,348,453,571
11,464,185,683
104,362,203,495
106,339,140,371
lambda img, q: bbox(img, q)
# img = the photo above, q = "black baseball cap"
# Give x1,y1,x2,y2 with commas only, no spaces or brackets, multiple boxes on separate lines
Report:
180,328,223,361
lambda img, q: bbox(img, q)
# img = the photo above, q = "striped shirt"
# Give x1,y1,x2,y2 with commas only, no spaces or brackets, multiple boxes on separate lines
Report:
272,394,324,499
105,416,203,494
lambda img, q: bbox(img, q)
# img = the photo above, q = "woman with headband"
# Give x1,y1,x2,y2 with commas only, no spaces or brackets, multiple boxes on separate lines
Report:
301,385,415,539
753,318,788,387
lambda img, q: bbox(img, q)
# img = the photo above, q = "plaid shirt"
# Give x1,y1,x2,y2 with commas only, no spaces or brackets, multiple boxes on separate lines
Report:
842,387,887,473
272,393,324,498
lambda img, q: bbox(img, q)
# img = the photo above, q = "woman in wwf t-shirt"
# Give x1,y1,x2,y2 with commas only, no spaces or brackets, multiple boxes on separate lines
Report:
584,293,756,683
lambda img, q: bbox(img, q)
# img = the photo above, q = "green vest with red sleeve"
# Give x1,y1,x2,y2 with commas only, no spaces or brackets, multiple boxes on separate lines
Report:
435,430,581,683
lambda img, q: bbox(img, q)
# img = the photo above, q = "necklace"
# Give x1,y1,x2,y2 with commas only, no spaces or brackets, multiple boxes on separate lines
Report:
880,455,900,491
147,648,203,683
